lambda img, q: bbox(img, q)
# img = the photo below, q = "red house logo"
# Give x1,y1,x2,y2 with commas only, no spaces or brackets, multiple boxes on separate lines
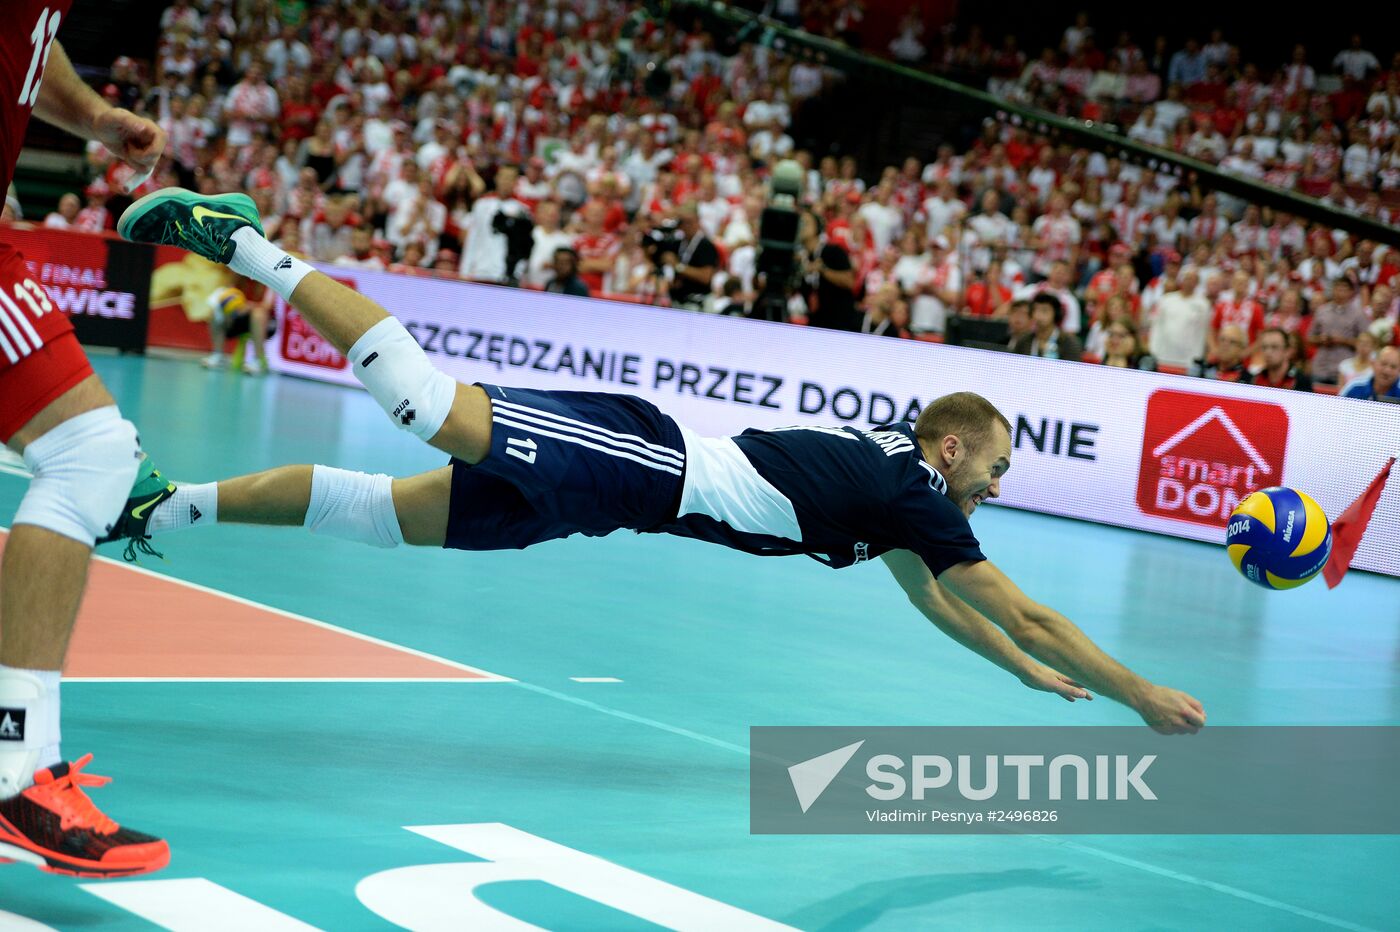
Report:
1137,389,1289,527
277,276,354,370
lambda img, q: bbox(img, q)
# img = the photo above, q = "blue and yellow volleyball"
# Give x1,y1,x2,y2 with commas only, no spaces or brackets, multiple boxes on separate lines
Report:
1225,487,1332,590
207,286,246,317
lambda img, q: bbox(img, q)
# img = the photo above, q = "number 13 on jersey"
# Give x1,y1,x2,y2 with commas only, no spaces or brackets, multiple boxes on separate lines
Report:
18,7,62,107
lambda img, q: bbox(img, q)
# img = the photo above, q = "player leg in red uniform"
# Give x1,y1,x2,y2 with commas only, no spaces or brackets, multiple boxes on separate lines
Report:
0,244,173,877
0,10,172,875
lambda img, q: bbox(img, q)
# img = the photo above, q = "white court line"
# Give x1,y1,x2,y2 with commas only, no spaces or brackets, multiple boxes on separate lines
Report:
81,552,514,683
83,878,321,932
0,449,510,681
571,676,623,683
512,682,748,755
0,523,512,684
0,448,28,479
68,677,503,684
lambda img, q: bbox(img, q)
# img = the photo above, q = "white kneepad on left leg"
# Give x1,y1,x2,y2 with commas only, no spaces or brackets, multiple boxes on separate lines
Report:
13,406,142,546
346,317,458,442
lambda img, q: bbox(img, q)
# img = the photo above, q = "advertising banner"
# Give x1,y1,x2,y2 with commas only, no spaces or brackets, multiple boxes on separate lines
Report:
267,265,1400,577
2,225,150,351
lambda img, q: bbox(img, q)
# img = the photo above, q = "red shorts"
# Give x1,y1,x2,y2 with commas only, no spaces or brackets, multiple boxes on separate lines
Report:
0,240,95,443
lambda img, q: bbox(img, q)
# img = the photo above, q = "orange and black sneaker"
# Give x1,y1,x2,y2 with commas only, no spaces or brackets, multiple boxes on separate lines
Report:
0,754,169,878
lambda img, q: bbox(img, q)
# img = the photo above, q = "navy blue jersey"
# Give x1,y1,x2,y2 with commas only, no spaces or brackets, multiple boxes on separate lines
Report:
653,421,986,576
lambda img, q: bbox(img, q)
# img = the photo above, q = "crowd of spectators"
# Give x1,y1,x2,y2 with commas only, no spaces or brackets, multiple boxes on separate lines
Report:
829,126,1400,398
747,9,1396,399
894,14,1400,224
868,11,1400,397
6,1,1400,402
17,0,837,312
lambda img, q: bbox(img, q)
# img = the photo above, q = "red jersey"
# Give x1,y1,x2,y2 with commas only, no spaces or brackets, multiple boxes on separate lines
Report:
579,197,626,234
1263,312,1312,343
574,231,619,294
1087,267,1138,311
279,100,321,143
964,281,1011,317
2,1,77,194
1212,298,1265,342
1005,137,1039,168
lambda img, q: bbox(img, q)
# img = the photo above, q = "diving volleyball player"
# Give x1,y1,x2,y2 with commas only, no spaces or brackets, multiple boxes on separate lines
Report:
114,188,1207,736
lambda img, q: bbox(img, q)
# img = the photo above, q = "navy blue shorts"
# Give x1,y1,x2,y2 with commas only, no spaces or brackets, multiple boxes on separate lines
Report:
444,384,687,552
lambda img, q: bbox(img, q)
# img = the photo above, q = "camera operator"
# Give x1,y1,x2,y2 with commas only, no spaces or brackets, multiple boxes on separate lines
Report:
458,164,533,283
659,203,718,308
798,209,859,331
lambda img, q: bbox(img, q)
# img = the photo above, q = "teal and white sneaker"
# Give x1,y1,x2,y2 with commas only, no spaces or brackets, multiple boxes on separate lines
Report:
117,188,264,264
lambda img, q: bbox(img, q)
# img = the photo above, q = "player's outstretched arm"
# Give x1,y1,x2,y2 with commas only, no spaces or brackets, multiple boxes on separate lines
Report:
882,551,1090,703
33,41,165,180
938,559,1207,734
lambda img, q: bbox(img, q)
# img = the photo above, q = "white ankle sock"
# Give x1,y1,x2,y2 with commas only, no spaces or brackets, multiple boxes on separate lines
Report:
305,466,404,548
228,227,315,301
147,482,218,535
0,666,61,797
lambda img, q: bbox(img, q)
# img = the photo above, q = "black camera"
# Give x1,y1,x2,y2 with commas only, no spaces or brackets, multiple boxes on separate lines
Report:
643,220,685,270
751,159,804,322
492,210,535,285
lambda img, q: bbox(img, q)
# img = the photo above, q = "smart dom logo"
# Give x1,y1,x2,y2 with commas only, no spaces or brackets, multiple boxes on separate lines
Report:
1137,389,1289,527
279,277,352,370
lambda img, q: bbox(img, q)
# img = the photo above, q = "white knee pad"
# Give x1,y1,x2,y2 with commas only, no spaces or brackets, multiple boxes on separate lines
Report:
346,317,458,442
13,406,141,546
304,465,404,548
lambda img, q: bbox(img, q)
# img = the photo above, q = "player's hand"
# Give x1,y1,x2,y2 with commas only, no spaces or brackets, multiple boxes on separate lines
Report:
1019,663,1092,702
1135,685,1206,734
93,108,166,179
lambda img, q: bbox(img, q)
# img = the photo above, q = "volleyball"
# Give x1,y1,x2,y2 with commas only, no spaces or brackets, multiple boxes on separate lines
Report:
1226,488,1333,590
207,286,246,320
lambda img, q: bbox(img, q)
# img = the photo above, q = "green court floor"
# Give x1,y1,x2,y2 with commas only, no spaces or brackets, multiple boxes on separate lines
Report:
0,353,1396,931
